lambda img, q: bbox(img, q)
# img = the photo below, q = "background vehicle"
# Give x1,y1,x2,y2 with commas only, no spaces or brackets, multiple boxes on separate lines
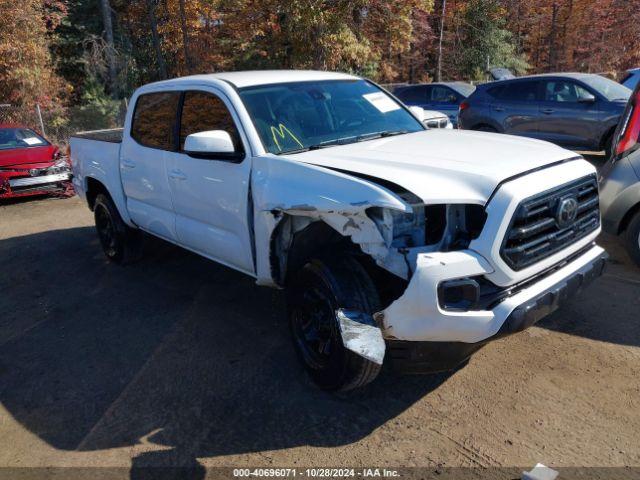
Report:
459,73,631,155
600,81,640,266
620,68,640,91
394,82,475,127
71,70,606,391
417,109,453,129
0,125,71,199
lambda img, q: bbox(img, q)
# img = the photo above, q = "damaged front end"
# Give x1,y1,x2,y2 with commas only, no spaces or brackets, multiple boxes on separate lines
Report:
251,155,490,366
0,159,73,199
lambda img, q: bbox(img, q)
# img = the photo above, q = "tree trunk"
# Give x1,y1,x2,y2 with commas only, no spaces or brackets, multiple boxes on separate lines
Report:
178,0,193,74
436,0,447,81
100,0,117,95
548,2,558,72
145,0,167,79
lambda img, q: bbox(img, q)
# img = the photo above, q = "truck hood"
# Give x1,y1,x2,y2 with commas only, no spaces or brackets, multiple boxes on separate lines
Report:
285,129,578,205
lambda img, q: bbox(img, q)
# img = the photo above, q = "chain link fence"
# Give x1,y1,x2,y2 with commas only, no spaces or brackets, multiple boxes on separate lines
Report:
0,100,128,148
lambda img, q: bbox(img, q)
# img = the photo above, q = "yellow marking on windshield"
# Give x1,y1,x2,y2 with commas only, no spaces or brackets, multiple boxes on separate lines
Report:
270,123,304,151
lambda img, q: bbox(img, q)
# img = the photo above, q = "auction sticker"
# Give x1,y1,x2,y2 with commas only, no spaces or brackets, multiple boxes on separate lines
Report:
363,92,401,113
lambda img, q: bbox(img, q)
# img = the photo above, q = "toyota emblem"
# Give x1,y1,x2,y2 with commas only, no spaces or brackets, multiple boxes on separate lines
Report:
556,197,579,228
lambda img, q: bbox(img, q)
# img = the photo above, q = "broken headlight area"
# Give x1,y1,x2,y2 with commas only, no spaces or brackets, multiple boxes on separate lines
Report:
368,199,487,251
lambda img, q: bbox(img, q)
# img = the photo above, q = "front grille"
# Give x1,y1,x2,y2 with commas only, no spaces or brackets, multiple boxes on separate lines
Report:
426,118,449,128
501,175,600,270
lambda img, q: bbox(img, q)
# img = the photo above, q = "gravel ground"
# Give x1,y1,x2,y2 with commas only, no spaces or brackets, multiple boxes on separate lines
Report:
0,162,639,477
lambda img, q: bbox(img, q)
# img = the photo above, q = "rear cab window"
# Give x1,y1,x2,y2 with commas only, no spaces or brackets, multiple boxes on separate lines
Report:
131,92,181,150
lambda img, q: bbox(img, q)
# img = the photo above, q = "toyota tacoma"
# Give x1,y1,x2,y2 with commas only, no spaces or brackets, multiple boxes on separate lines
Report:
70,70,607,391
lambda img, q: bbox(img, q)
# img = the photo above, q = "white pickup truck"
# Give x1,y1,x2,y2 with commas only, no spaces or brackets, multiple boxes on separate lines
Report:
71,70,607,391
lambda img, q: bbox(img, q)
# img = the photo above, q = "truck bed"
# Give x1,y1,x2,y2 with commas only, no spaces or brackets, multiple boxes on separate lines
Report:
71,128,123,143
70,129,126,215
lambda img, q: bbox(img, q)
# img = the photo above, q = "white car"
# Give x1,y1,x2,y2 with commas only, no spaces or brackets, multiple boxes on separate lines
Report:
70,70,606,391
415,109,453,129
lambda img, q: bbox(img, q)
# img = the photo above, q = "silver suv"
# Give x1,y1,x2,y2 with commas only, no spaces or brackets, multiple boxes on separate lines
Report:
600,81,640,266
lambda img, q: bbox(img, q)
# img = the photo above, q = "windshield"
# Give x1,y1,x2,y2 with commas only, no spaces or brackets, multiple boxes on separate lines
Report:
0,128,49,150
238,79,424,154
581,75,631,101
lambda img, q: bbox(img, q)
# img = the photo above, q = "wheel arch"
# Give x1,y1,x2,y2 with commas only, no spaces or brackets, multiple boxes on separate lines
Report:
619,200,640,235
600,124,618,151
83,174,135,227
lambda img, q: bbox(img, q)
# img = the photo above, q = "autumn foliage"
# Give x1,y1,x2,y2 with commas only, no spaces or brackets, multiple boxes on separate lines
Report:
1,0,639,114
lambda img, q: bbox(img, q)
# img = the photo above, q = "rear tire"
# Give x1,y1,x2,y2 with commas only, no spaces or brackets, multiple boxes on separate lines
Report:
287,255,382,391
623,211,640,267
94,193,142,264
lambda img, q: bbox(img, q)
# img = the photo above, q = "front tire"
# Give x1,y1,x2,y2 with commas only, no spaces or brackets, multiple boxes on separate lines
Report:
624,211,640,267
94,193,142,264
287,255,382,391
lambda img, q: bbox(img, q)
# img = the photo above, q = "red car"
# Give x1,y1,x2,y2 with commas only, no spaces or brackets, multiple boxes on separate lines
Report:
0,124,72,199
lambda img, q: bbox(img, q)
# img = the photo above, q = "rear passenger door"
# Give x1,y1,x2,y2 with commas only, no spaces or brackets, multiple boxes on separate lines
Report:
538,79,601,149
166,89,255,275
121,91,180,241
489,80,541,138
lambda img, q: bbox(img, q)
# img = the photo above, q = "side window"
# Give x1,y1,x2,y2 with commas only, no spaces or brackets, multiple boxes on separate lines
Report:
544,81,592,103
179,91,243,152
494,81,539,101
431,86,454,102
396,86,427,103
131,92,180,150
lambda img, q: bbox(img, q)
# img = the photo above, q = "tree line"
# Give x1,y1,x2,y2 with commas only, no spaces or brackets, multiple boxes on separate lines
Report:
1,0,638,129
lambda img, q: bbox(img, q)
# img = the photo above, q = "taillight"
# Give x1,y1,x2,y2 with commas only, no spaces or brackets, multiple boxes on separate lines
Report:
459,100,470,112
615,90,640,158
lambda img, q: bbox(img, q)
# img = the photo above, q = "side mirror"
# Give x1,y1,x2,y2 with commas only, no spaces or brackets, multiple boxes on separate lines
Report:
184,130,236,155
578,93,596,104
409,106,425,122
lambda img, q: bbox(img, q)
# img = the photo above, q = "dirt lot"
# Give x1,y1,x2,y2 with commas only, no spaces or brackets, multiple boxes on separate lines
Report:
1,165,639,476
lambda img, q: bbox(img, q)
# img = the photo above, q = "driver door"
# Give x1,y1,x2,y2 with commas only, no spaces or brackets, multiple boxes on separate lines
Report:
166,89,255,275
538,79,601,149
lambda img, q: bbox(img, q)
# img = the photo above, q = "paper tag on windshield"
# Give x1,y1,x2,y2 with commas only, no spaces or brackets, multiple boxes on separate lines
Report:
363,92,401,113
22,137,43,146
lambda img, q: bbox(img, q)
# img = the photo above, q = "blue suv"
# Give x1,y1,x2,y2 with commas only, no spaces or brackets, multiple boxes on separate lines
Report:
458,73,631,155
621,68,640,91
394,82,476,127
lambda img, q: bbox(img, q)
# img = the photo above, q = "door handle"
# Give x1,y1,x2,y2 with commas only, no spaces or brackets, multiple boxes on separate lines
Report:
542,108,555,114
493,106,505,112
169,169,187,181
121,159,136,169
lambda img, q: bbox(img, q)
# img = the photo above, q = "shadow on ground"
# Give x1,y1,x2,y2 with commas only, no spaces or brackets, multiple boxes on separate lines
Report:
0,205,638,478
0,227,452,478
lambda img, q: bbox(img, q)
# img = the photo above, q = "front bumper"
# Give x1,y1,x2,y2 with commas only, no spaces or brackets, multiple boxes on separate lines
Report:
0,170,72,199
385,246,607,373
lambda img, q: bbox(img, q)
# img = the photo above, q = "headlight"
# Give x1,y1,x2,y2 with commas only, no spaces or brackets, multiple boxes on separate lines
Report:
369,201,487,250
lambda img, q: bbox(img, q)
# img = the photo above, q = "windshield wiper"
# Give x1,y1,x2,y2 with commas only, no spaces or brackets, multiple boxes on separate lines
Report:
353,130,410,142
278,130,410,154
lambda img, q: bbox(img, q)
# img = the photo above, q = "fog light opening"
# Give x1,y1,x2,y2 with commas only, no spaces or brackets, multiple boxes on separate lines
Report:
438,278,480,311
